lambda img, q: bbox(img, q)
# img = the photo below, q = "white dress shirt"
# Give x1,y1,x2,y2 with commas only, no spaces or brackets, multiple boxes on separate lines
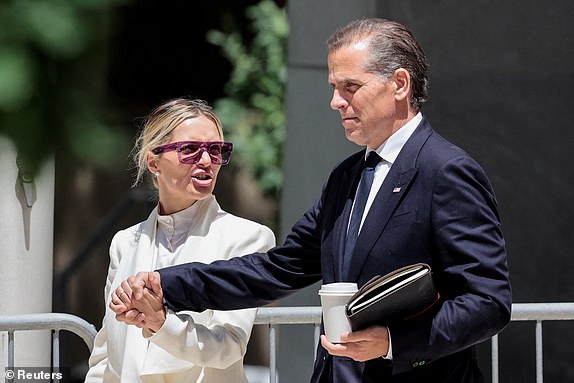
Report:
358,112,423,231
351,112,422,360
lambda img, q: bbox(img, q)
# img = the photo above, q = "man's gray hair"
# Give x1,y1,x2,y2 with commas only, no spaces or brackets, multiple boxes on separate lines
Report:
327,18,429,112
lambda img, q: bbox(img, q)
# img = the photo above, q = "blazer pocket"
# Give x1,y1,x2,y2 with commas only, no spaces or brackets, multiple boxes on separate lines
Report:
386,210,417,229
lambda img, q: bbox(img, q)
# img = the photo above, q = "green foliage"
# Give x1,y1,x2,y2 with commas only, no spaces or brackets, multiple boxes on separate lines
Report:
0,0,129,177
207,0,287,199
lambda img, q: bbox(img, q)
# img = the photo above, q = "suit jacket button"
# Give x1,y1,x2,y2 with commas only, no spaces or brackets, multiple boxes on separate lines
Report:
412,362,419,368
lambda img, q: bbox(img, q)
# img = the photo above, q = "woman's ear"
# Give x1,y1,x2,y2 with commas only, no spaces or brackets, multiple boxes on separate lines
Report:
393,68,411,102
146,152,159,175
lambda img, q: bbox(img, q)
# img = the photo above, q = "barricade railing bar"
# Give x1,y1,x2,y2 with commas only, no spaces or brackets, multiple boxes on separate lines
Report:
254,306,322,383
2,303,574,383
491,302,574,383
253,303,574,383
0,313,97,370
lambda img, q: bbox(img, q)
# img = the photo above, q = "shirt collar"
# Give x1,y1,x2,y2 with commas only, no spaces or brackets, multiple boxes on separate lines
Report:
156,198,205,234
366,112,423,164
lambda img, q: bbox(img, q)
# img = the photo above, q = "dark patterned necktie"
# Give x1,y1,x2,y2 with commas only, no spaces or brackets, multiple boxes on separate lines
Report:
341,151,382,277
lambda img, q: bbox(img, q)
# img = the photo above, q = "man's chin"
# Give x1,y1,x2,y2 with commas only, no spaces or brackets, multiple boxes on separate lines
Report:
345,130,366,146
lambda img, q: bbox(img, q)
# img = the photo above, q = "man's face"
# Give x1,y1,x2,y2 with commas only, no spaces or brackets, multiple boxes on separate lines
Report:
328,41,398,149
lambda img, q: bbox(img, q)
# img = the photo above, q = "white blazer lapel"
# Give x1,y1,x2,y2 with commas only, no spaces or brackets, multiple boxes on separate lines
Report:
113,211,157,382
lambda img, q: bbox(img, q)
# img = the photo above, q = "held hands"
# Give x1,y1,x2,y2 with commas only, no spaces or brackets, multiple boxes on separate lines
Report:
109,271,166,333
320,325,390,362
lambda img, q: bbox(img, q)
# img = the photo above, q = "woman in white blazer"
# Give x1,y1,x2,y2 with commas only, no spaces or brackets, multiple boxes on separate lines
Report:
84,98,276,383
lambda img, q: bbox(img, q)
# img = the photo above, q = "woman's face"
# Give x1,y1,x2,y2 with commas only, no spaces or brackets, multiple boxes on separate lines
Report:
148,115,222,214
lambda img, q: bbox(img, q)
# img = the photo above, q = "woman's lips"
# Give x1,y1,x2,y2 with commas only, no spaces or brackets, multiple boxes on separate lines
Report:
191,172,213,186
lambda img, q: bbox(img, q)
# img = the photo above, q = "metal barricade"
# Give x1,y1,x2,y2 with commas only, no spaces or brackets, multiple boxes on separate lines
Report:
254,306,322,383
0,313,97,370
491,302,574,383
254,303,574,383
1,303,574,383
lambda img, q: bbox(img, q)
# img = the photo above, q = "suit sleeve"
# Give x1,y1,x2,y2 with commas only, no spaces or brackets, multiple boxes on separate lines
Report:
84,234,123,382
390,155,512,373
159,199,324,312
147,225,274,367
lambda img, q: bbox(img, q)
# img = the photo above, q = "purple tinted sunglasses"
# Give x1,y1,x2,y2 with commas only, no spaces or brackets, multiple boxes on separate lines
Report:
152,141,233,165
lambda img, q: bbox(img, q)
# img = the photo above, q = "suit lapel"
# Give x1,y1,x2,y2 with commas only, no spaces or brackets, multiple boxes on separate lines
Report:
346,120,433,281
331,153,365,281
346,166,418,280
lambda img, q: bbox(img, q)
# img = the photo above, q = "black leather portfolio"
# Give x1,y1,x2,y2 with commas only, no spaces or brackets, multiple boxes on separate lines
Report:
345,263,439,331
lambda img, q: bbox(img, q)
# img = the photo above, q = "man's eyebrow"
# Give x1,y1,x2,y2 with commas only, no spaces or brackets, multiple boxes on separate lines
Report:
330,78,359,87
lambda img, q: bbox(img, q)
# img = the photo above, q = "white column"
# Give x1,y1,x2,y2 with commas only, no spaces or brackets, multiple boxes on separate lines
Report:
0,136,54,367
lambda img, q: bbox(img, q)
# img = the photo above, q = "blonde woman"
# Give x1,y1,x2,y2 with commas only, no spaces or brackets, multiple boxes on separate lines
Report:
85,98,275,383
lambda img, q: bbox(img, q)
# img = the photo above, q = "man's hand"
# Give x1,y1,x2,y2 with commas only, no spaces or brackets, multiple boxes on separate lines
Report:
130,271,165,332
320,326,390,362
109,271,165,331
128,271,159,300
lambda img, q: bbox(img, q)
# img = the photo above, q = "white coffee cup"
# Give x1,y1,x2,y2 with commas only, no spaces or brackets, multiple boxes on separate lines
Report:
318,282,358,343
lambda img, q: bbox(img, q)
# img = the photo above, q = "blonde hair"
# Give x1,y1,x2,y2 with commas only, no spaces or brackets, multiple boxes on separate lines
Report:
132,98,223,187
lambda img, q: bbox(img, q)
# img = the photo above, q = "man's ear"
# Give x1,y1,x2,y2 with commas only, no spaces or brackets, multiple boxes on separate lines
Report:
393,68,411,102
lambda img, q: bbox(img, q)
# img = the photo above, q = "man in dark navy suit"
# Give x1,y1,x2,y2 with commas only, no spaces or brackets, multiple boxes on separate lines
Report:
112,18,511,382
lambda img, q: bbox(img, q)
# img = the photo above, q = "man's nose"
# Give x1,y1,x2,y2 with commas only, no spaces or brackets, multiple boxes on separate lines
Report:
330,89,347,110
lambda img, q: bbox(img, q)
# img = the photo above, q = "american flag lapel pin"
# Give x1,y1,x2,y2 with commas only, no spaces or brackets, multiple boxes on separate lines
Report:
392,187,402,193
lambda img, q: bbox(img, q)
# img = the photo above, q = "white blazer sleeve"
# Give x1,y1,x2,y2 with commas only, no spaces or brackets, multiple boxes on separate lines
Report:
147,308,256,369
